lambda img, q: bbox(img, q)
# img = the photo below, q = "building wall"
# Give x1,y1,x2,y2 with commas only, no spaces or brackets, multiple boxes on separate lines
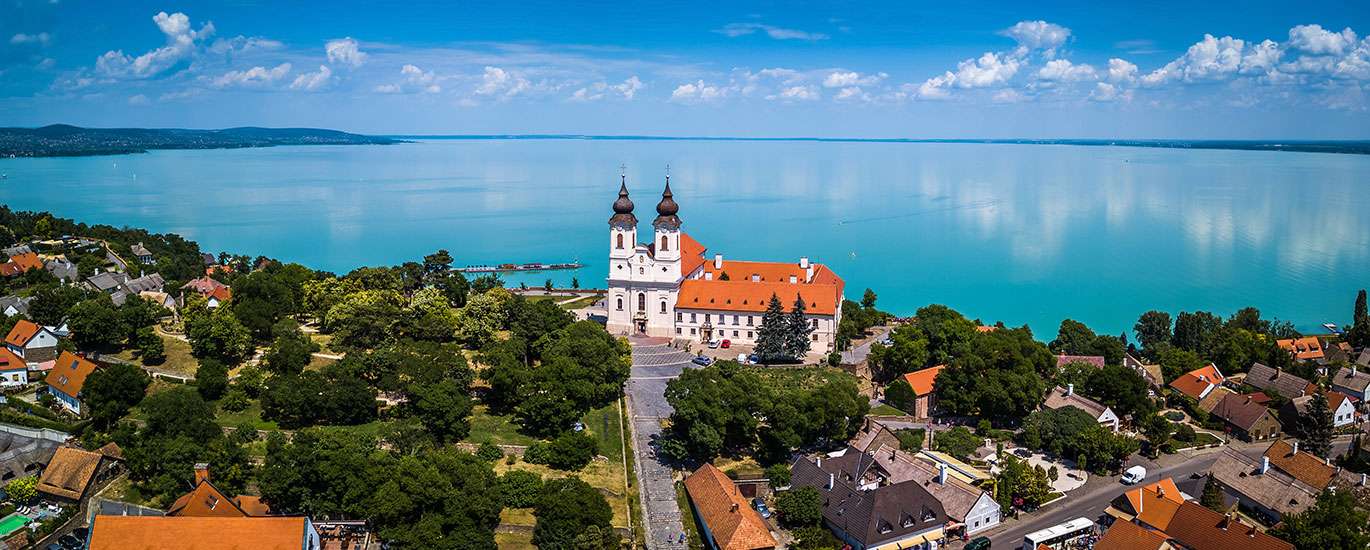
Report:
1332,382,1368,402
1334,399,1356,427
50,387,80,415
1097,408,1120,431
963,494,1001,534
1237,414,1281,441
0,369,27,386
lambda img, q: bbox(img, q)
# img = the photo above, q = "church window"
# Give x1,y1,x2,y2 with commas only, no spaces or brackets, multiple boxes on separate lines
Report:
660,301,667,314
638,293,646,311
616,234,624,249
747,316,754,326
690,328,696,335
676,312,682,322
676,328,681,335
660,236,669,251
747,331,753,338
732,330,738,337
639,267,644,275
812,334,819,341
691,313,697,323
616,298,623,311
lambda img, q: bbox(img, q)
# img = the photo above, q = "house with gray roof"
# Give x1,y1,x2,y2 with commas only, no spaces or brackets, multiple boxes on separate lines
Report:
1331,366,1370,402
1207,448,1317,523
44,258,77,282
0,296,31,318
1043,384,1120,430
85,272,130,295
867,444,1001,535
1243,362,1313,400
791,448,950,550
130,243,154,265
1,245,32,258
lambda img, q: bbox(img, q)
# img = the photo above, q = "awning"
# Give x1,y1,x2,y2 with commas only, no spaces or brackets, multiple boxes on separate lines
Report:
1103,506,1134,521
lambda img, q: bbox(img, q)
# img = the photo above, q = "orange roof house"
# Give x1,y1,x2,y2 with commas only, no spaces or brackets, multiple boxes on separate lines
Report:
683,463,776,550
0,347,25,372
901,365,945,396
168,463,271,518
1163,502,1293,550
1095,520,1172,550
1169,364,1225,401
37,446,106,501
1276,336,1324,361
1117,478,1185,531
0,252,43,277
1263,439,1342,489
47,351,97,401
89,516,317,550
4,319,45,348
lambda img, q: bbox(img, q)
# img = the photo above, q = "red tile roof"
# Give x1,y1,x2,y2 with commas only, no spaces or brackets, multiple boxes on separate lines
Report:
1211,393,1276,432
677,279,839,315
1169,364,1224,401
1164,502,1293,550
683,464,776,550
901,365,945,396
1124,478,1184,531
47,351,97,399
0,347,25,371
1276,336,1324,361
0,252,43,276
1095,520,1169,550
680,233,708,276
1263,439,1337,489
37,446,103,500
89,516,311,550
4,319,44,348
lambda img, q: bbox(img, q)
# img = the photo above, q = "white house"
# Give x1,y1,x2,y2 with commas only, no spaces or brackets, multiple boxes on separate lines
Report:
47,351,97,415
605,175,844,354
1043,384,1120,431
0,348,27,386
4,320,60,365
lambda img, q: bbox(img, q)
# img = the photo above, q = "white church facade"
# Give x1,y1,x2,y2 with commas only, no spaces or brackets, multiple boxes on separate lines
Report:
605,175,844,354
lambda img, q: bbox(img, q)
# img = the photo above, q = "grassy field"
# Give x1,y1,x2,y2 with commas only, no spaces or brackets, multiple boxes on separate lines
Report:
494,531,536,549
213,399,279,431
305,355,337,371
114,332,199,375
495,402,632,530
869,403,908,416
466,405,539,447
746,364,857,393
557,295,602,310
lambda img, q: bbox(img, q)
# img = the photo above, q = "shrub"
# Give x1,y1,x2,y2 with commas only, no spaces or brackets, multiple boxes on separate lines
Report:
524,431,598,471
775,486,823,527
1174,423,1197,443
499,470,543,508
765,463,791,487
476,442,504,462
895,428,926,451
5,475,38,503
196,358,229,400
933,426,981,459
219,387,250,412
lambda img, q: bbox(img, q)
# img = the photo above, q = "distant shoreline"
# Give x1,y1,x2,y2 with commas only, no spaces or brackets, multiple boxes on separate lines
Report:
390,134,1370,156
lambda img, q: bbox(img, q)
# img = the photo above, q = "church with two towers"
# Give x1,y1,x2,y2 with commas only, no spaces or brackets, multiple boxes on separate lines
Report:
605,174,844,355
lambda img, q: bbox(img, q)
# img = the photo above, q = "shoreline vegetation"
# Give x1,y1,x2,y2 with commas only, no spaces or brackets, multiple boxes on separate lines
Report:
3,123,1369,158
0,124,401,158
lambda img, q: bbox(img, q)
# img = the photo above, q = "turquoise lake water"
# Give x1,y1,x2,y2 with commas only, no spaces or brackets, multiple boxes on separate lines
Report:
3,139,1368,337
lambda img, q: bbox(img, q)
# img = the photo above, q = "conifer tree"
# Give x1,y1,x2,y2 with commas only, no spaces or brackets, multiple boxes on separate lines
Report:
1200,476,1225,511
755,294,789,363
785,295,815,361
1351,290,1370,348
1301,391,1334,458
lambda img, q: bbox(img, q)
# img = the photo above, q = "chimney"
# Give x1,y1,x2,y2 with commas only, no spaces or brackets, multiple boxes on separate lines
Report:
751,274,761,282
704,272,713,281
806,265,814,282
1157,486,1166,498
1260,456,1270,474
193,463,210,485
1292,441,1299,454
1220,513,1233,530
714,254,723,270
730,502,739,512
827,472,835,490
816,457,822,468
937,463,947,485
799,257,810,269
1360,473,1366,487
789,275,798,284
1066,384,1074,396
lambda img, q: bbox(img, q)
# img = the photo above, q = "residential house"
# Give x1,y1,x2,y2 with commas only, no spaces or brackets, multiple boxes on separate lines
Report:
0,295,31,318
1282,390,1357,428
111,273,166,306
1124,353,1164,389
1276,336,1324,362
1261,439,1357,491
1242,362,1313,400
1055,354,1106,369
867,444,1002,535
85,271,130,295
1206,448,1317,523
850,419,902,454
1330,366,1370,402
1094,520,1172,550
1042,384,1120,430
1210,393,1281,441
0,348,28,386
139,290,178,312
1169,364,1225,402
682,463,777,550
4,319,59,364
168,463,272,518
0,426,61,482
1107,478,1186,531
207,286,233,308
1163,501,1294,550
89,516,322,550
182,276,233,308
0,252,43,277
1196,387,1236,414
130,242,154,265
44,258,77,282
1,245,31,258
36,446,114,503
1357,349,1370,370
46,351,98,415
899,365,944,418
790,449,949,550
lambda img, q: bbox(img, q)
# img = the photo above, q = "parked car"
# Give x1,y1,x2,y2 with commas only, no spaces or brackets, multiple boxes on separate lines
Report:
57,534,81,550
720,339,731,349
1122,465,1147,485
751,497,772,519
878,337,893,346
691,355,713,366
707,339,721,349
70,527,89,542
965,536,992,550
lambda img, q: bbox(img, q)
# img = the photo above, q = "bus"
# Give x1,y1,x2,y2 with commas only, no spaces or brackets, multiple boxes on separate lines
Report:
1022,517,1095,549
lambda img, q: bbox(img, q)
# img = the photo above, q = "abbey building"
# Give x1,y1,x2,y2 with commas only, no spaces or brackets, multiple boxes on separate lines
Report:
605,175,844,355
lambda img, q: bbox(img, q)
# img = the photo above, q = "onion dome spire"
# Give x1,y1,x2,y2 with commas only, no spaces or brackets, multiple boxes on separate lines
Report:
653,172,682,230
608,170,638,228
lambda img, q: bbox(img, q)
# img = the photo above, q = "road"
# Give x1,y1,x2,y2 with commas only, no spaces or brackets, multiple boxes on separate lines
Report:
624,338,695,550
840,325,893,365
985,442,1268,549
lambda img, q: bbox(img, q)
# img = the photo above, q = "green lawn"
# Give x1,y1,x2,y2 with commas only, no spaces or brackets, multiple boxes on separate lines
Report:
869,403,908,416
466,405,539,447
494,531,536,549
745,364,858,393
557,295,602,310
213,399,279,431
114,332,199,376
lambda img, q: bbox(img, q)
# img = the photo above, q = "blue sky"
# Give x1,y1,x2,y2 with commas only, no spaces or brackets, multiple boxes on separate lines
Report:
2,0,1369,137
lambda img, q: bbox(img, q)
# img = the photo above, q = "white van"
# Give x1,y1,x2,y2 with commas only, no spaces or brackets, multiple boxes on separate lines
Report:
1121,465,1147,485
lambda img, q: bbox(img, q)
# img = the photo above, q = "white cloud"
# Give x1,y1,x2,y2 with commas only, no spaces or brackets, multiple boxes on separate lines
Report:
834,86,870,102
1001,20,1071,54
1036,59,1097,81
716,23,828,41
208,36,284,55
758,68,802,83
325,37,366,68
822,70,887,88
1089,81,1133,102
475,66,531,98
670,80,727,103
95,11,214,79
1142,34,1247,85
1242,39,1282,75
127,94,149,105
1334,39,1370,80
1287,24,1358,55
1107,58,1138,83
376,64,441,94
765,85,819,101
569,76,643,101
289,65,332,91
954,52,1022,87
212,62,291,88
916,72,955,99
992,89,1026,103
10,33,51,45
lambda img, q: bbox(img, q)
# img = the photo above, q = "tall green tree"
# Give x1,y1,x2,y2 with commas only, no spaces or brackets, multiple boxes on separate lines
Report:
1270,490,1370,549
1300,391,1335,458
1200,476,1225,511
1350,290,1370,348
67,297,127,350
533,477,616,550
755,294,789,363
83,362,150,428
784,295,815,360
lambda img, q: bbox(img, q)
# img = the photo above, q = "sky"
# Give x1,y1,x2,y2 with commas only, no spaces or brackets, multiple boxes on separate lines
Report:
2,0,1369,138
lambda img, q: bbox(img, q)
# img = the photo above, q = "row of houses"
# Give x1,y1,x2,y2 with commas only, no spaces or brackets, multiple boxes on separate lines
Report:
1167,360,1365,442
1097,477,1294,550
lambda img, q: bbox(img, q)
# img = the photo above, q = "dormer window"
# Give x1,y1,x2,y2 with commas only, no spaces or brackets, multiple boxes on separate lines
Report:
878,520,893,534
902,514,915,528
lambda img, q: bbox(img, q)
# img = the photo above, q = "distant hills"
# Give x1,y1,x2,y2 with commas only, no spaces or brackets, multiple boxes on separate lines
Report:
0,124,401,158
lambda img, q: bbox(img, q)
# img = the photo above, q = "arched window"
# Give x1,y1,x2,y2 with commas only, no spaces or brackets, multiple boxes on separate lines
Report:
660,235,669,251
616,233,624,249
660,301,667,314
638,293,646,311
616,298,623,311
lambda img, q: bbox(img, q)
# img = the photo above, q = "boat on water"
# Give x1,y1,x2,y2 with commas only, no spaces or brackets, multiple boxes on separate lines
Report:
455,262,583,274
1324,323,1343,334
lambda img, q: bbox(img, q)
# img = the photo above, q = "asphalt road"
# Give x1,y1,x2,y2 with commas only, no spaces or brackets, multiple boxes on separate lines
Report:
624,340,696,550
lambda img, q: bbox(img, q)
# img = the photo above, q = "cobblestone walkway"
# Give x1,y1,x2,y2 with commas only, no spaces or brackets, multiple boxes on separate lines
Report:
626,340,695,549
